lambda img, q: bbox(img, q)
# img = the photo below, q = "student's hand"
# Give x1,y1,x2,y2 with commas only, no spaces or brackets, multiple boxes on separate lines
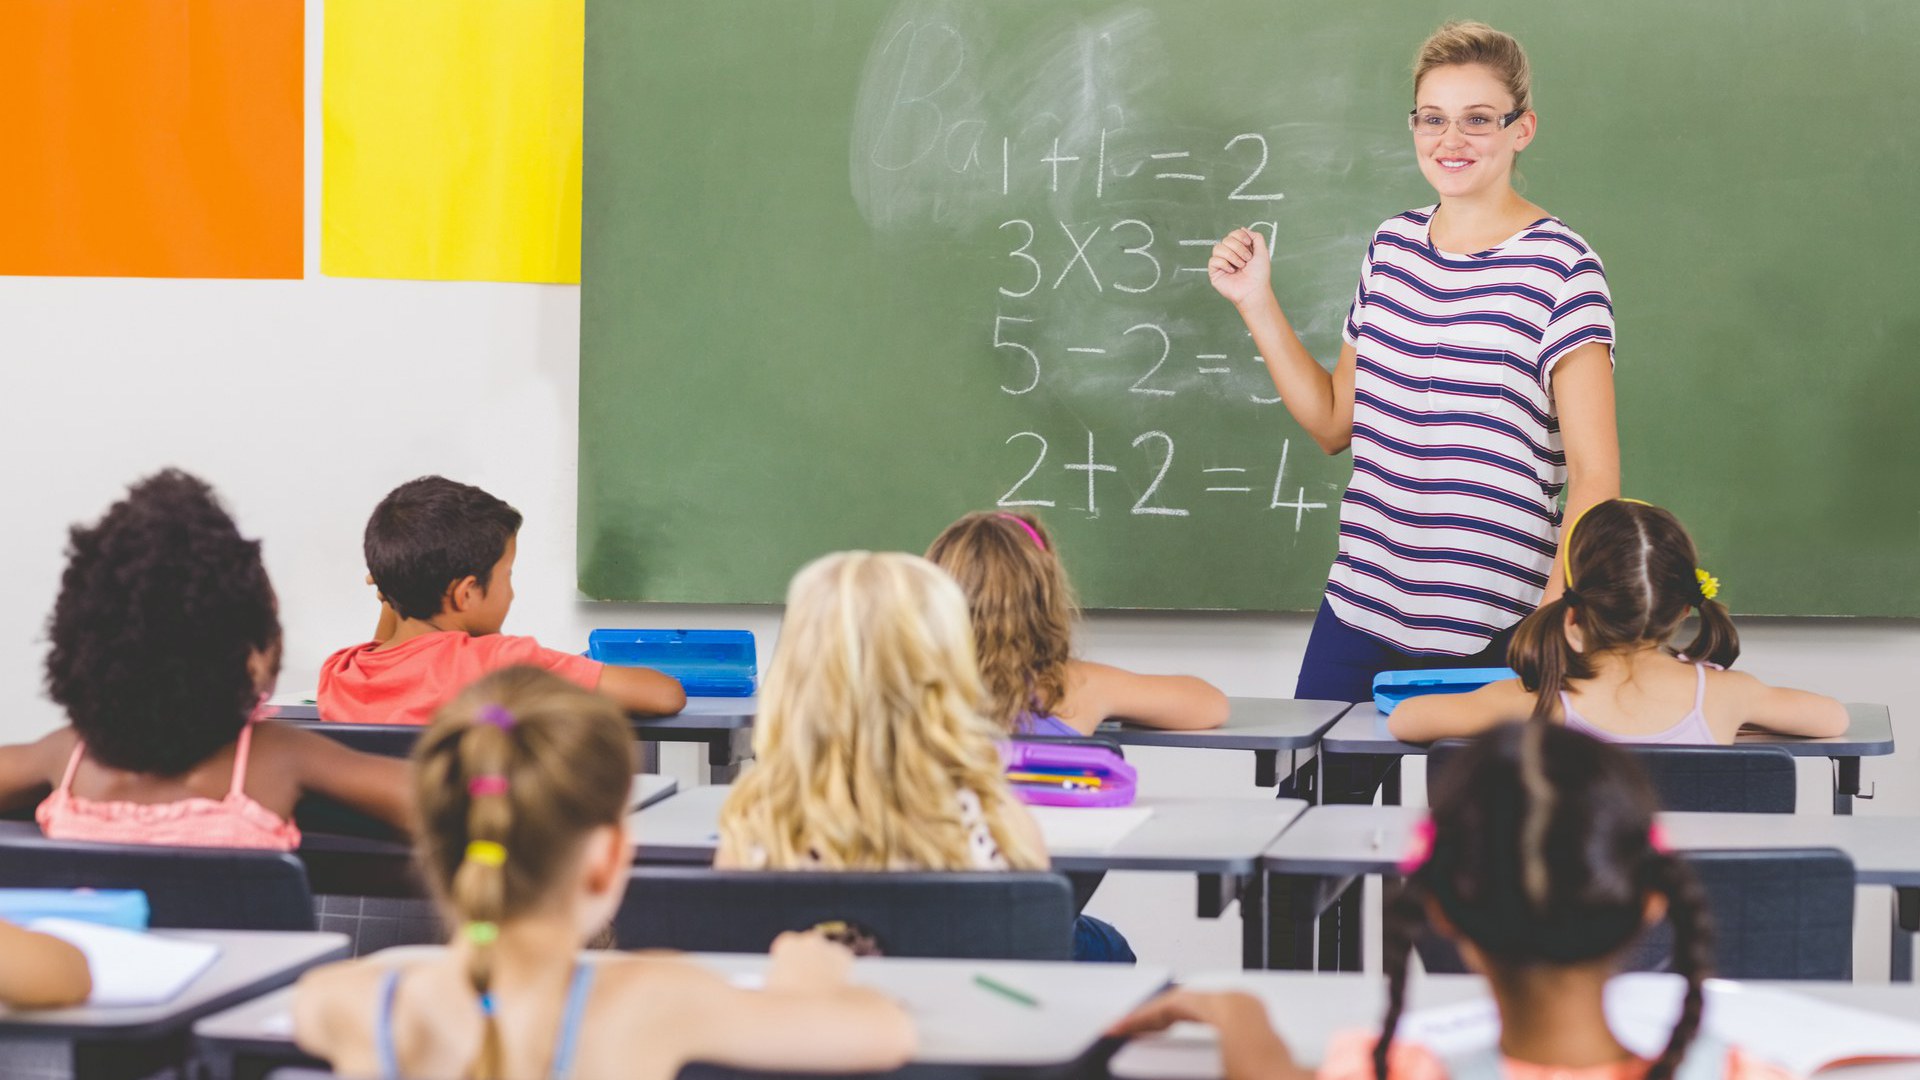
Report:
764,931,854,992
1109,988,1250,1035
1209,228,1273,310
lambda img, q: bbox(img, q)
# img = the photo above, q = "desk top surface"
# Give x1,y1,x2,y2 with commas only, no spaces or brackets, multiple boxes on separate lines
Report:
0,929,347,1040
1109,971,1920,1079
1263,804,1920,885
1100,698,1350,751
631,784,1306,875
197,949,1171,1068
1321,702,1895,758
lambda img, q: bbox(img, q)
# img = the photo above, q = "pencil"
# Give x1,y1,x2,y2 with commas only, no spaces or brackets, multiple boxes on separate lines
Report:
973,973,1041,1007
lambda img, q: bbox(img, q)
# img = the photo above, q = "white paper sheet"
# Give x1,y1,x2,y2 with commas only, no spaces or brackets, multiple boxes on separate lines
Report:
1028,806,1152,852
30,919,221,1007
1403,973,1920,1075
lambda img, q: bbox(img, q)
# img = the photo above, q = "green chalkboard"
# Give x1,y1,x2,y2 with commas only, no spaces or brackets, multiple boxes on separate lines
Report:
581,0,1920,615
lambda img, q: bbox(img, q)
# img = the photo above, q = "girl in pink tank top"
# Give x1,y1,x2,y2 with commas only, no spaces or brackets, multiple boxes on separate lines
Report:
0,471,413,849
1387,499,1848,747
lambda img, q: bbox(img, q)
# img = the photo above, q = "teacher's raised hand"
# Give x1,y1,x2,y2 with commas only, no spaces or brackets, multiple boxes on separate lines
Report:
1207,227,1273,310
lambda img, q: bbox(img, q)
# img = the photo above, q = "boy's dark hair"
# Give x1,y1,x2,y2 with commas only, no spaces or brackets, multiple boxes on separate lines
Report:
1508,499,1740,724
44,470,281,776
1376,723,1713,1080
365,477,522,622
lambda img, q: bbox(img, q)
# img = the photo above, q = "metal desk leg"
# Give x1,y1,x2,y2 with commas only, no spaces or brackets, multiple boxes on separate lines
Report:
1895,887,1919,984
707,730,753,784
1835,756,1861,816
635,739,661,774
1260,873,1337,970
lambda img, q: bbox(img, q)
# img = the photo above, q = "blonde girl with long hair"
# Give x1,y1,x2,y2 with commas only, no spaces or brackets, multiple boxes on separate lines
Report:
718,551,1046,871
295,666,913,1080
925,511,1228,738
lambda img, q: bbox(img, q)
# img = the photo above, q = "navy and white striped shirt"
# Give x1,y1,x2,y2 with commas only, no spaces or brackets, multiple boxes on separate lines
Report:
1329,206,1614,654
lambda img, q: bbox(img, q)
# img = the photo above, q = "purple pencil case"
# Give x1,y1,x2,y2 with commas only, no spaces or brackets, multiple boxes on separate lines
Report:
1000,740,1138,808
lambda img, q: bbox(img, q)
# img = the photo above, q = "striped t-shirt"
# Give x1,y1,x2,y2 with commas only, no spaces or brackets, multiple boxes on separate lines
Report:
1329,206,1615,655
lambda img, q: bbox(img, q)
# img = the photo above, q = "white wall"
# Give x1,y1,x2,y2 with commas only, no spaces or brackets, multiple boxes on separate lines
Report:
1,0,1913,976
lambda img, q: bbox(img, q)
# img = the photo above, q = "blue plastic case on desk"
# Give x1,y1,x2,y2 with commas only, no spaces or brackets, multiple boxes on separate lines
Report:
587,630,757,697
0,888,149,930
1372,667,1518,715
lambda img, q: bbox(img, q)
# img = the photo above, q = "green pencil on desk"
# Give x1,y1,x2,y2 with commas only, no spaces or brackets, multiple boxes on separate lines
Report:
973,973,1040,1008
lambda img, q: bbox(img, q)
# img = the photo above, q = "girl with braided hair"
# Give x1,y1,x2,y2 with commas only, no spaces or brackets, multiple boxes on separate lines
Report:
1113,724,1792,1080
294,666,914,1080
1389,499,1846,745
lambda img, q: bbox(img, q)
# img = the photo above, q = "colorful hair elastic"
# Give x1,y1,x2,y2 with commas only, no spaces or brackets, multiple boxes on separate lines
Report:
478,992,497,1016
468,775,509,798
1397,817,1437,875
1694,567,1720,603
465,840,508,867
1648,822,1672,855
477,704,516,730
465,920,500,945
995,513,1047,551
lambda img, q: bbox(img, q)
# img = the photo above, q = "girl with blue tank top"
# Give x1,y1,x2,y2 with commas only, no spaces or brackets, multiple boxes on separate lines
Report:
293,667,914,1080
1113,724,1794,1080
926,511,1231,738
1384,500,1847,747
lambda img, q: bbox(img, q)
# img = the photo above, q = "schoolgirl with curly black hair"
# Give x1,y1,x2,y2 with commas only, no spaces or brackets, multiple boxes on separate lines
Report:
0,470,410,849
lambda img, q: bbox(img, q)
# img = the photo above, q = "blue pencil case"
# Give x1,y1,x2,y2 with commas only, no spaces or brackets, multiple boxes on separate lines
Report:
1372,667,1517,714
587,629,757,697
0,888,149,931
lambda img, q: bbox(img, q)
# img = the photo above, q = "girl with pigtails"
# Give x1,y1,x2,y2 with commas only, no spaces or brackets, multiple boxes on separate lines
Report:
1387,499,1847,745
1114,724,1794,1080
293,666,915,1080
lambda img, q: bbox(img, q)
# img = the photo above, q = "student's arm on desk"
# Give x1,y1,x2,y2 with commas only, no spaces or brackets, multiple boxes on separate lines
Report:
1385,679,1534,743
1716,670,1850,741
272,724,414,834
0,727,74,813
1061,660,1229,734
623,933,915,1074
598,665,688,717
0,918,92,1008
1112,989,1309,1080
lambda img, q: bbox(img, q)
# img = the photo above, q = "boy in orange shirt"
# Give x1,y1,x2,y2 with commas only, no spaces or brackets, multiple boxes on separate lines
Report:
318,477,685,725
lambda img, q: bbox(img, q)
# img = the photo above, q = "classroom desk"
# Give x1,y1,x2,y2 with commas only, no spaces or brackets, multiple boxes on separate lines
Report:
194,948,1172,1077
1320,702,1896,815
1097,697,1351,788
0,929,347,1080
1107,971,1920,1080
629,784,1306,967
274,698,760,781
1261,804,1920,982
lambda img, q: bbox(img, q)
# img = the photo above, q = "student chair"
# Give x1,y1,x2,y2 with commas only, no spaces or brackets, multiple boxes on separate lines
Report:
1430,740,1798,813
0,823,315,931
1414,847,1856,980
614,868,1076,960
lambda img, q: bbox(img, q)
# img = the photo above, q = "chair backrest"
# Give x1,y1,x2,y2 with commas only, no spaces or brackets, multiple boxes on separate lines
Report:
614,868,1074,960
0,824,314,931
1414,847,1854,980
1429,740,1796,813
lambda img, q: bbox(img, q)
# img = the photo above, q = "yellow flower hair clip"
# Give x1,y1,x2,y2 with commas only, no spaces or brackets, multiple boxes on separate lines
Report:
1694,567,1720,603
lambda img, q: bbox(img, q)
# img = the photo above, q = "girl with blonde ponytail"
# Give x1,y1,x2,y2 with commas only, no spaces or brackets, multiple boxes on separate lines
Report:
294,666,914,1080
1387,499,1847,745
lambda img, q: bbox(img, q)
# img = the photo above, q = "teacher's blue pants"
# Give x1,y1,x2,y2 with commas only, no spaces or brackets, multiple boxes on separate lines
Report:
1294,599,1517,703
1290,600,1518,805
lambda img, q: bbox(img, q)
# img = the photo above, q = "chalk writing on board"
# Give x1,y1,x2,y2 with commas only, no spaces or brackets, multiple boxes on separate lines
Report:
854,1,1379,535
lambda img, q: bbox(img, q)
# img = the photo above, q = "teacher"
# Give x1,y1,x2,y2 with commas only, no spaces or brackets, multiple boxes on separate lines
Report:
1210,21,1619,704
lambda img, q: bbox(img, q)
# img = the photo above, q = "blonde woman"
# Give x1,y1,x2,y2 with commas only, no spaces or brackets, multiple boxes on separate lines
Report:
716,551,1134,961
926,512,1228,737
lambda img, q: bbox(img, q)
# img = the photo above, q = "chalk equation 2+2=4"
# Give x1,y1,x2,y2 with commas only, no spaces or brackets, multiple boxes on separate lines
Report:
999,431,1328,531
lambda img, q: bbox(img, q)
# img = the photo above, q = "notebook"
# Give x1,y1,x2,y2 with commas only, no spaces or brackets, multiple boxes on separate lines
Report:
1403,973,1920,1075
30,918,221,1007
